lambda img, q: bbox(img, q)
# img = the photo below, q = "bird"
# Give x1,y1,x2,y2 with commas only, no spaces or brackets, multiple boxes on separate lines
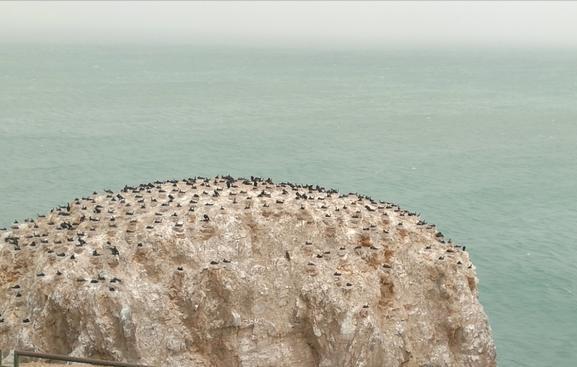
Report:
203,214,210,222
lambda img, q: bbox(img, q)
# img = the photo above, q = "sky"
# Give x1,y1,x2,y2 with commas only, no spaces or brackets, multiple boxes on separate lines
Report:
1,1,577,48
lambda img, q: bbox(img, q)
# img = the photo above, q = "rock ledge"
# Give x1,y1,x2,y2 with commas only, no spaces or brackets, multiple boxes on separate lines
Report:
0,176,496,366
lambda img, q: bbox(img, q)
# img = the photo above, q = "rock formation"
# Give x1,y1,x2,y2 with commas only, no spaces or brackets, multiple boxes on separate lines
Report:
0,176,496,366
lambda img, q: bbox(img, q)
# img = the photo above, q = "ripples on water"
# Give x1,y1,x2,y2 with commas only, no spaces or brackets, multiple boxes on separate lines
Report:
1,45,576,366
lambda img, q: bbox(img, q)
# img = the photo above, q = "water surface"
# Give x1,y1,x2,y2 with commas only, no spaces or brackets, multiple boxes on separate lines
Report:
1,44,576,366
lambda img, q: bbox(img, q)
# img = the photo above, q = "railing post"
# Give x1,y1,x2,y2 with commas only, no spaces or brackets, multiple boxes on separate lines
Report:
13,351,18,367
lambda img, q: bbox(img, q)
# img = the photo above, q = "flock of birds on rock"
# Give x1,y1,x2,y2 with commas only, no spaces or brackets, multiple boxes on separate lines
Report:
0,176,473,326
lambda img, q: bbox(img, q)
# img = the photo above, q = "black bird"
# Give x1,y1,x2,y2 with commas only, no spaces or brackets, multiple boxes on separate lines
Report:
109,246,119,256
203,214,210,222
56,270,62,276
109,287,115,292
334,272,342,276
210,260,219,265
92,250,100,256
36,272,45,277
23,318,30,323
177,267,183,271
110,277,122,283
285,251,291,261
223,259,231,263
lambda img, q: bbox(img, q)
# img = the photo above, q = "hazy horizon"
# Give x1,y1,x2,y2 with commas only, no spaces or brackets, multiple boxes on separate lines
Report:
2,1,577,49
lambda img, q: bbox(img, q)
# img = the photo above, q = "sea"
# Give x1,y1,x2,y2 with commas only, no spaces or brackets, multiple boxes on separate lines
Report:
0,44,576,366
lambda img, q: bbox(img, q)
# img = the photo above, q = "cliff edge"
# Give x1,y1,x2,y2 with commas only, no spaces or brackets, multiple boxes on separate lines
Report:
0,176,496,366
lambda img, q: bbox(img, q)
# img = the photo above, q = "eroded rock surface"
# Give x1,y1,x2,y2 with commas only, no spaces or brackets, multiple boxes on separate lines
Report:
0,176,496,366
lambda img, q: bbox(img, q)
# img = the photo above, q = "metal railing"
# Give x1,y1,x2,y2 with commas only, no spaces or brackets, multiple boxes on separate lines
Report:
12,350,151,367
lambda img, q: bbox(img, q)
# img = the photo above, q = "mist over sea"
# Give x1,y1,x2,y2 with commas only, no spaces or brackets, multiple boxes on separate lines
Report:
1,44,576,366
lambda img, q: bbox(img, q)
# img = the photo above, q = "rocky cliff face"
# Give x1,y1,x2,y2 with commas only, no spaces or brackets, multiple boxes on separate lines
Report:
0,176,496,367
